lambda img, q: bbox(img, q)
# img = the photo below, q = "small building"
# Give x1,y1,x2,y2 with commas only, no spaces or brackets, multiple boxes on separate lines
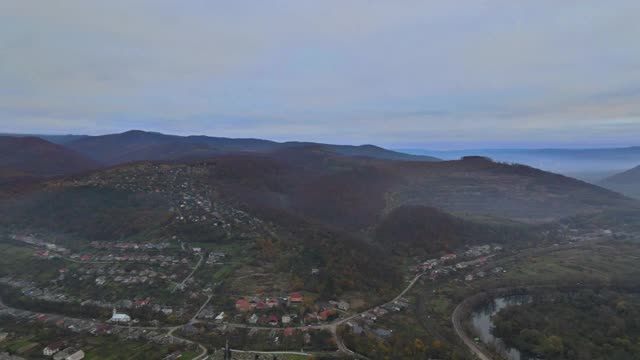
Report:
255,301,267,310
215,312,225,322
109,308,131,323
337,300,350,311
65,350,85,360
235,299,250,312
289,293,303,304
248,314,259,324
53,348,74,360
267,298,279,308
283,328,295,337
43,341,64,356
319,308,337,321
268,315,279,326
281,315,291,324
440,254,457,262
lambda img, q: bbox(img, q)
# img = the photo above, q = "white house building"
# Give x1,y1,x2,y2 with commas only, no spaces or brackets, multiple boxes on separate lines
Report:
110,308,131,323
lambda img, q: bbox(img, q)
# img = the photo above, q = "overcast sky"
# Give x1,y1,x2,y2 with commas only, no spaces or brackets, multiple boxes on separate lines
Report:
1,1,639,149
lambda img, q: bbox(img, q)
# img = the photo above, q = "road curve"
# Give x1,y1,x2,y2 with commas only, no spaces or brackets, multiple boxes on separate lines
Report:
451,298,491,360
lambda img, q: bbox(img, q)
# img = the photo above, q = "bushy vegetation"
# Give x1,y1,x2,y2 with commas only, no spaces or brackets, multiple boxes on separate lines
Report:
1,186,171,241
493,289,640,360
375,205,542,256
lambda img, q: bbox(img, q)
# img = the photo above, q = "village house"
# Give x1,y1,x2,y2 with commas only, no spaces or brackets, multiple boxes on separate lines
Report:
267,298,279,308
255,301,267,310
65,350,85,360
43,341,64,356
109,308,131,323
289,293,303,305
215,312,225,322
248,314,259,324
281,315,291,324
268,315,279,326
53,348,74,360
235,299,250,312
440,253,457,262
319,308,337,321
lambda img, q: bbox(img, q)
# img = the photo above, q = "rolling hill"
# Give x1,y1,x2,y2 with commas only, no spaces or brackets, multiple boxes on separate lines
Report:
1,145,637,297
399,147,640,182
599,165,640,199
0,136,99,179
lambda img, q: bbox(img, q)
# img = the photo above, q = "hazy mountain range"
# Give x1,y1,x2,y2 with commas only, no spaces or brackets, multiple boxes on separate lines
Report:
398,147,640,183
3,130,640,201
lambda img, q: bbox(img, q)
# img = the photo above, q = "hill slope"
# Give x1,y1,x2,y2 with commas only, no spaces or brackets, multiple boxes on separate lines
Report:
400,147,640,182
0,136,99,179
600,165,640,199
1,148,637,298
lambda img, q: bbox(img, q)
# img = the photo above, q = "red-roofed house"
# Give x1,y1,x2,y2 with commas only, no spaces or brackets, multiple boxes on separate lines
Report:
81,255,91,262
235,299,250,312
289,293,303,304
319,308,337,321
268,315,279,326
134,299,150,307
267,298,279,308
255,301,266,310
34,249,49,257
283,328,295,337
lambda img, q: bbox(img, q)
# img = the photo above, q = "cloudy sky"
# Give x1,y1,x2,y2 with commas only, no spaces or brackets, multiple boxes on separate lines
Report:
1,1,639,149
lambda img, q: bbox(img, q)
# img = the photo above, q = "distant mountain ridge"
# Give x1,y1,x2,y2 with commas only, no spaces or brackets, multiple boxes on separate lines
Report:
64,130,440,164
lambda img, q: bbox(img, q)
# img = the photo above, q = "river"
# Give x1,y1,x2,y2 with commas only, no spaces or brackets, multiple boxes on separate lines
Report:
470,295,534,360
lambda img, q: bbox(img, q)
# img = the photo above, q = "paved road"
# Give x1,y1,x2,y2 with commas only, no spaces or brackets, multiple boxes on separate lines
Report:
451,298,491,360
167,326,208,360
172,254,203,293
191,294,213,323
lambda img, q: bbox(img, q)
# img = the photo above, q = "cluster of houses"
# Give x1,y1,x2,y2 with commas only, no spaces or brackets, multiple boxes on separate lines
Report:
66,253,196,265
11,235,70,254
205,251,225,265
231,293,352,326
235,293,304,313
409,244,505,281
0,305,192,350
0,277,176,319
64,163,270,236
360,297,410,323
43,342,85,360
89,241,170,250
343,297,410,339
